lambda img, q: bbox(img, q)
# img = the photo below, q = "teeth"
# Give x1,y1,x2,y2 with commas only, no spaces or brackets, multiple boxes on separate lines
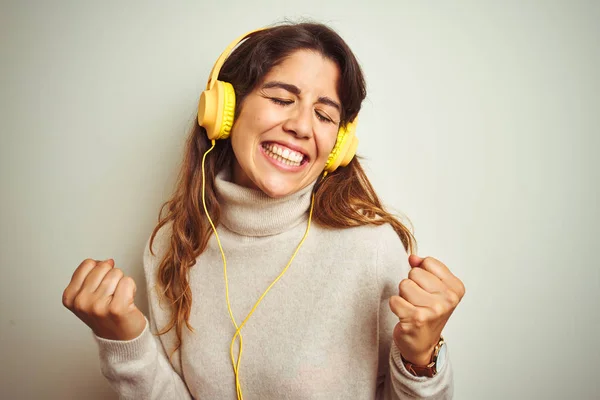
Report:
262,143,305,165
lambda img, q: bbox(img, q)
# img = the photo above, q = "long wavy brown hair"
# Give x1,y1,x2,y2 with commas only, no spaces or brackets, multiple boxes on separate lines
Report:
149,21,417,360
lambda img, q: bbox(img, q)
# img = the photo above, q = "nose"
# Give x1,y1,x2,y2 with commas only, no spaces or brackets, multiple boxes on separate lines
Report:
282,106,313,139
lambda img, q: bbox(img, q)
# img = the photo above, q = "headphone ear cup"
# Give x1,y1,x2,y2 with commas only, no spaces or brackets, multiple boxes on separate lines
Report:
340,134,358,167
198,81,236,140
323,130,344,173
324,119,358,172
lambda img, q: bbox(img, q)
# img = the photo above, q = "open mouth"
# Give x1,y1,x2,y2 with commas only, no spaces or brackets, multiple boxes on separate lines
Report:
261,142,309,167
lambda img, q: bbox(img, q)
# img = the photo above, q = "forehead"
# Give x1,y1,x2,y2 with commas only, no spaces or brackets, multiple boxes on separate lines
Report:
261,49,341,101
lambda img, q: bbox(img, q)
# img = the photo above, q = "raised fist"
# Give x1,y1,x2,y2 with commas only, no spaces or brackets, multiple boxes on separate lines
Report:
62,258,146,341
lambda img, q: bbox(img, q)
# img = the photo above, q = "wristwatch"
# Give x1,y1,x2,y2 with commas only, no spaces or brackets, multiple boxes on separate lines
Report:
401,336,447,378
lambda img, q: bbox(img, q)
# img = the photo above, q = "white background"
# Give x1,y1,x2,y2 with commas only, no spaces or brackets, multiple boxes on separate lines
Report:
1,1,598,399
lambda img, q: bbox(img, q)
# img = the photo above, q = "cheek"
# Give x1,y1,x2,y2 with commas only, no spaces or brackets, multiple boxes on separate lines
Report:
317,129,339,160
230,123,253,164
231,108,261,145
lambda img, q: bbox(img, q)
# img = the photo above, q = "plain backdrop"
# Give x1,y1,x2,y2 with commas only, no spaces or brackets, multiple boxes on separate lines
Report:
1,1,598,399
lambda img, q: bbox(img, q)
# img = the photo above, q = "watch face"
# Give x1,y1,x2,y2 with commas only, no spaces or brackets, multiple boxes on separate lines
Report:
435,343,447,372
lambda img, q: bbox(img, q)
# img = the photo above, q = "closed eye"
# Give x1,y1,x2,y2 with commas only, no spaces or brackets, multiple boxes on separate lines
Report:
315,111,334,124
269,98,335,124
270,98,293,106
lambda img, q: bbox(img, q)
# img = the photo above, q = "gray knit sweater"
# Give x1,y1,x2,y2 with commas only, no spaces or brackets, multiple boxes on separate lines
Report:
93,170,454,399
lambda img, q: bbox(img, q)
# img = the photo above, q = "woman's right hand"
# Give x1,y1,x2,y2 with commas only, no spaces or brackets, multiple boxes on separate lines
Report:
62,258,147,341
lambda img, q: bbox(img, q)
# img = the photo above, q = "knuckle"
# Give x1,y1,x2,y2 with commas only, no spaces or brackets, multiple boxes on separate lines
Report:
425,256,440,265
388,296,395,308
123,276,137,291
397,322,411,334
408,268,419,281
432,302,445,316
446,289,460,306
72,259,94,279
91,301,107,317
72,296,87,313
62,289,72,308
80,258,97,270
414,310,427,327
108,303,123,317
107,268,124,281
399,279,411,293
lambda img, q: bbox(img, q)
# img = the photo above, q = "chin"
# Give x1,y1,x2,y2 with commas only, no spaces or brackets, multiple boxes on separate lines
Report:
233,156,319,198
256,178,298,199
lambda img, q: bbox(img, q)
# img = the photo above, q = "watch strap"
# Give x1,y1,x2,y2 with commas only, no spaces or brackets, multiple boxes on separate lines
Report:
401,358,437,378
401,336,445,378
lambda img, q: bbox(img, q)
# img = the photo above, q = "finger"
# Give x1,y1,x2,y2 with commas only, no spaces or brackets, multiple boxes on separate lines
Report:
94,268,124,298
389,295,417,320
80,260,114,294
416,257,464,296
63,259,98,308
408,267,446,294
110,276,136,312
399,279,437,308
408,254,424,268
68,259,97,289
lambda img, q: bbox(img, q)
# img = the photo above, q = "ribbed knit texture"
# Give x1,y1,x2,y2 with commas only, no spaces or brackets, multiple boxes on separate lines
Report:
93,169,454,399
215,170,316,237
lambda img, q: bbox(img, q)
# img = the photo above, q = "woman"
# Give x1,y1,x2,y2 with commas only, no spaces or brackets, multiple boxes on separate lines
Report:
62,22,465,399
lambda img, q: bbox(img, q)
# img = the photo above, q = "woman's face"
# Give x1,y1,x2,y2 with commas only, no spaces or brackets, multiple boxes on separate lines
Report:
229,49,341,198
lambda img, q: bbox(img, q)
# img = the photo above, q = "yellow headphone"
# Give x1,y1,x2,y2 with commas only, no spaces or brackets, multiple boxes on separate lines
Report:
197,27,359,173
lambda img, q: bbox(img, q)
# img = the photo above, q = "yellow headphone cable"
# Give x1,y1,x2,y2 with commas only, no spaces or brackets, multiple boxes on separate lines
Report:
201,140,326,399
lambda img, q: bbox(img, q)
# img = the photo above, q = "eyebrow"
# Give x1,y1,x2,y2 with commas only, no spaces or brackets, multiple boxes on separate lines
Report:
261,81,341,112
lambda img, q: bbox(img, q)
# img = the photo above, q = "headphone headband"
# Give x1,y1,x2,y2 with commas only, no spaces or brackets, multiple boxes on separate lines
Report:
206,28,266,90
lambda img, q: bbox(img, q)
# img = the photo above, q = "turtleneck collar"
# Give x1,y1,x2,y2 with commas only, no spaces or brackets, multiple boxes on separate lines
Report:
214,168,318,237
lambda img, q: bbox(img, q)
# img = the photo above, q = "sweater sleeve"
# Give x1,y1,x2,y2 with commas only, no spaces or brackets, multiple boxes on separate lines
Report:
375,225,454,399
92,228,193,400
93,314,192,399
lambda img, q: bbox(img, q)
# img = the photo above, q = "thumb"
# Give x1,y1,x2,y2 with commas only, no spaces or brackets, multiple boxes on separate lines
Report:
408,254,425,268
112,276,138,312
95,258,115,267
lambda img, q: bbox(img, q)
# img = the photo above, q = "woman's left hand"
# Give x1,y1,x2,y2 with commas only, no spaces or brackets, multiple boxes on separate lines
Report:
389,255,466,366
